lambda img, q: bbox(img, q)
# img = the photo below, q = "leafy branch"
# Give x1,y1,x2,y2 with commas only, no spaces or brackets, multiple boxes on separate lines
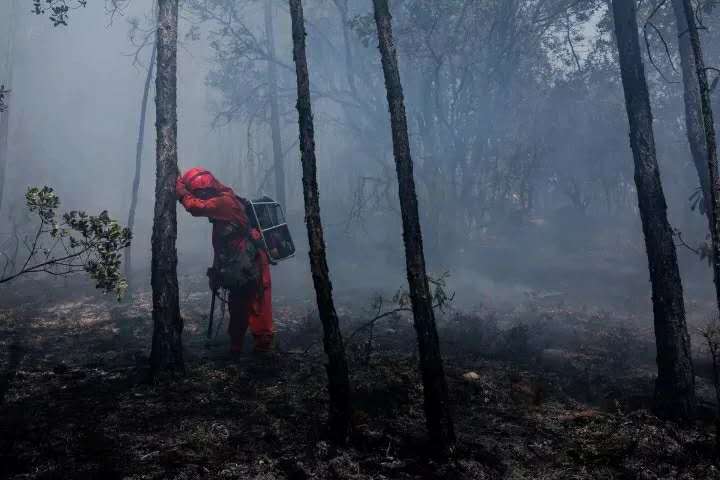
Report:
0,186,132,299
699,318,720,456
672,227,713,265
347,272,455,364
32,0,88,26
31,0,128,26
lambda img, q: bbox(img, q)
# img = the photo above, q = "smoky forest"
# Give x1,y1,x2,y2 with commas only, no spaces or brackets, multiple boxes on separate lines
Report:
6,0,720,478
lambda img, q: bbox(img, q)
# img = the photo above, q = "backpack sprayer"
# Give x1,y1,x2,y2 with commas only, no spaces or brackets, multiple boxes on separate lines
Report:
246,196,296,263
207,196,295,339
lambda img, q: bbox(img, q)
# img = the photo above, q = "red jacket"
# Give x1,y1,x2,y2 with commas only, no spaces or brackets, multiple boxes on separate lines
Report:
176,167,260,254
177,167,274,345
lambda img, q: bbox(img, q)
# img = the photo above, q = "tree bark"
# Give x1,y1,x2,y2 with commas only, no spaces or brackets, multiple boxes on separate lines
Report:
266,0,286,208
0,89,9,214
680,0,720,361
0,0,17,214
372,0,455,453
611,0,695,419
150,0,183,377
288,0,351,443
671,0,711,213
125,38,157,284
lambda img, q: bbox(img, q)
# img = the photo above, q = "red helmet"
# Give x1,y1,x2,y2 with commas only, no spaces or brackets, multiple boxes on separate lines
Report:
180,167,233,197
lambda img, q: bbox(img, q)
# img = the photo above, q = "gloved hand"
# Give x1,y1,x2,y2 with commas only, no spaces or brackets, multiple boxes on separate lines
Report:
251,229,277,265
176,177,190,201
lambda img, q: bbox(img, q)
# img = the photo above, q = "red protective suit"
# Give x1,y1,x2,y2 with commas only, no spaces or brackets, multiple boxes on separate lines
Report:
176,167,273,352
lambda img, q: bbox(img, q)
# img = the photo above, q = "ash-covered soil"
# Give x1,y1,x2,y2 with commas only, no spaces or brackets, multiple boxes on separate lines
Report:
1,276,719,479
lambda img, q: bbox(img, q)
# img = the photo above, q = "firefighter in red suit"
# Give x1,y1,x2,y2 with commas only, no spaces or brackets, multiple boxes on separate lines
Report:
176,167,274,353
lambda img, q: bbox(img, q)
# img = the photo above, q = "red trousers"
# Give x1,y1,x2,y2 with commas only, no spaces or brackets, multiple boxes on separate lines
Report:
227,250,273,350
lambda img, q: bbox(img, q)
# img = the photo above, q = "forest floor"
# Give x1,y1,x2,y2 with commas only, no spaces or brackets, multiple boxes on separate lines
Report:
1,275,720,479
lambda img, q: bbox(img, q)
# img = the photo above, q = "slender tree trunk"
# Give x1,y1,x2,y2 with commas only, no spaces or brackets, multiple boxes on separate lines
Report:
681,0,720,349
150,0,183,377
234,122,244,192
611,0,695,418
0,0,17,214
333,0,358,99
265,0,286,208
288,0,351,444
418,73,442,256
0,93,9,214
126,38,157,284
672,0,711,212
372,0,455,453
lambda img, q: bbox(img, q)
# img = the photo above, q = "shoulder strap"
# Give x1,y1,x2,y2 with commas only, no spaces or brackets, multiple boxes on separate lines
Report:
237,196,260,230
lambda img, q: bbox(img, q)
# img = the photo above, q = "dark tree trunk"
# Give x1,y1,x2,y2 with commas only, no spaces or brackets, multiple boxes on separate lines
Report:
150,0,183,377
0,92,9,214
288,0,351,443
0,0,17,214
611,0,695,419
125,38,157,284
672,0,711,212
680,0,720,352
372,0,456,453
266,0,286,208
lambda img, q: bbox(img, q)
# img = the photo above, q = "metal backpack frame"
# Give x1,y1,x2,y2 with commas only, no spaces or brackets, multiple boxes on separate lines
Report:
247,197,296,262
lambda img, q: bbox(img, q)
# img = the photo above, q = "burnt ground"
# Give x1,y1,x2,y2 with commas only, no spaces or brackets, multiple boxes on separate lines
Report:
1,275,720,479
